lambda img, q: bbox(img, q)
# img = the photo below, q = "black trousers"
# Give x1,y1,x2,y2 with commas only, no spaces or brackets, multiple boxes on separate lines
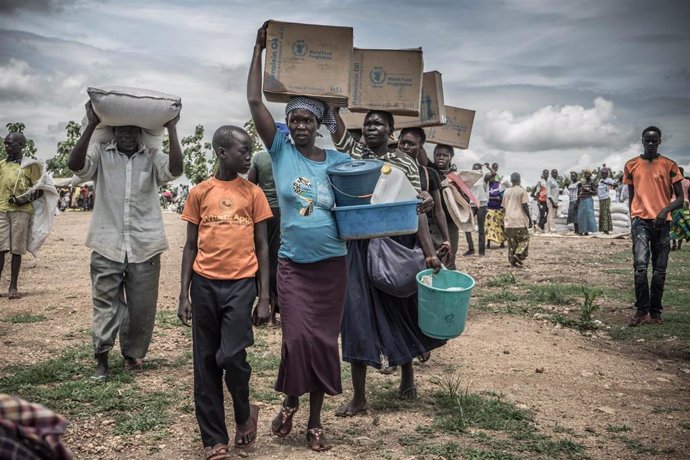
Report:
537,201,548,230
465,205,487,254
631,218,670,315
191,273,256,447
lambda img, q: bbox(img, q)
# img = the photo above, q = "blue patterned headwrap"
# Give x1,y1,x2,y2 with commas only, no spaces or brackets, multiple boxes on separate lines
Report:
285,96,338,134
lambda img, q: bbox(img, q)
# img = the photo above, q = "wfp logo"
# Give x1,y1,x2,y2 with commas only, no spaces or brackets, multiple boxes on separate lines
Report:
292,40,308,57
370,67,387,84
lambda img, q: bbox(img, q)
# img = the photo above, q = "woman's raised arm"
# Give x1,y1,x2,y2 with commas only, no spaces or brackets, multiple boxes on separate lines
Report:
247,21,277,149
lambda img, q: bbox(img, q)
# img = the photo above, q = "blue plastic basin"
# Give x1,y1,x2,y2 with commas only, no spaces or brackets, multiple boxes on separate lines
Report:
332,200,419,240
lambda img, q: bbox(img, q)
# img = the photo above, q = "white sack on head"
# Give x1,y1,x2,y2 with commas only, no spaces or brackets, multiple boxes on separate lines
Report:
87,86,181,130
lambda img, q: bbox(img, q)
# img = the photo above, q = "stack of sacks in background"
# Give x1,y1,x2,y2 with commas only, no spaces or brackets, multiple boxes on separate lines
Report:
554,193,569,233
83,86,182,155
610,201,631,234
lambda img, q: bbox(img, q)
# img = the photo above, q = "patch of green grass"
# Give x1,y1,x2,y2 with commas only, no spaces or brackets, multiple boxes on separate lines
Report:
171,350,193,368
2,314,47,323
249,386,281,404
0,346,92,392
486,273,517,288
479,289,522,304
407,442,523,460
428,371,586,458
406,441,464,459
552,424,579,436
509,427,585,458
247,350,281,375
114,391,172,435
369,385,423,412
527,284,584,305
155,309,180,328
615,435,659,455
605,424,631,433
0,345,175,436
431,372,532,433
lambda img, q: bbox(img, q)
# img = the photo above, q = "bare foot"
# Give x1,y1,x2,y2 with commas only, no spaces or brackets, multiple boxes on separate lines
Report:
8,287,20,300
335,399,369,417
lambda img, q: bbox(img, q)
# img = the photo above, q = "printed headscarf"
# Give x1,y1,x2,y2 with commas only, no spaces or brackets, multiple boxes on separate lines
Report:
285,96,338,134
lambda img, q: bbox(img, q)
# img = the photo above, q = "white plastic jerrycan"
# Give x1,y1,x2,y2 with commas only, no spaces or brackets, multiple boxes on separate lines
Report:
371,164,419,204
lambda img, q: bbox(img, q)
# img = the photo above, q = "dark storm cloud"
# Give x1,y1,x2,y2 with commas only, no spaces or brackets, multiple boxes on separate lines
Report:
0,0,79,14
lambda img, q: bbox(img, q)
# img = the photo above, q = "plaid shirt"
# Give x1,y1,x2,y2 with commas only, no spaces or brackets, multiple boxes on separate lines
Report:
0,394,73,459
334,131,421,191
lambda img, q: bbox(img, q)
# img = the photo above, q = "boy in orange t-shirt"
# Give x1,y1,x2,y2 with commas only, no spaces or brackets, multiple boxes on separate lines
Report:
178,126,273,457
623,126,684,326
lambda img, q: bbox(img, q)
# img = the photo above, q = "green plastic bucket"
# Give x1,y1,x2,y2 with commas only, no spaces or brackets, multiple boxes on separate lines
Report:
416,269,475,339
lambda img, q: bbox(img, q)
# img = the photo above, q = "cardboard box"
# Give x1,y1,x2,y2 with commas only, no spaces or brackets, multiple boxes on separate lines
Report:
263,21,353,106
395,71,446,129
349,48,424,116
424,106,475,149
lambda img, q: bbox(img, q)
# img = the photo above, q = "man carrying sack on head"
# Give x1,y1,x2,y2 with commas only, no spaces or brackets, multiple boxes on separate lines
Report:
69,100,183,379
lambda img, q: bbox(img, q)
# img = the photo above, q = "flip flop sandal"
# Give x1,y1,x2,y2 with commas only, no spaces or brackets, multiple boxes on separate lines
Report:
306,426,333,452
418,352,431,363
235,404,259,449
335,402,369,417
271,404,298,438
206,445,231,460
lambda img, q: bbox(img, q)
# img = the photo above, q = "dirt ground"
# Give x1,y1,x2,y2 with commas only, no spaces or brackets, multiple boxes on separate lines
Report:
0,211,688,459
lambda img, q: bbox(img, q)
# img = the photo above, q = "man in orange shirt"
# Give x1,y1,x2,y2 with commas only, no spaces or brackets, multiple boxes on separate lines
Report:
623,126,684,326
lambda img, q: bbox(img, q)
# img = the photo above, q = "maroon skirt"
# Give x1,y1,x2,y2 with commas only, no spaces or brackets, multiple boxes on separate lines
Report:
274,256,347,396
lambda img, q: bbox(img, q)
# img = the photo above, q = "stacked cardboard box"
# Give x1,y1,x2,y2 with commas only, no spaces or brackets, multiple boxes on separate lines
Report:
349,48,424,116
263,21,353,106
425,106,475,149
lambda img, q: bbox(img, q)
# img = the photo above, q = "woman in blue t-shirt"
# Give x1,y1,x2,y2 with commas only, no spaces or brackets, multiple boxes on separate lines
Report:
247,22,350,452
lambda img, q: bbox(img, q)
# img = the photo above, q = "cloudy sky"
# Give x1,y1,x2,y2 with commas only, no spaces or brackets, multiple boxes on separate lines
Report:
1,0,689,183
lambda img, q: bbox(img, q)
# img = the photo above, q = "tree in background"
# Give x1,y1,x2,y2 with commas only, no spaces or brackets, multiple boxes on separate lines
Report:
47,121,81,177
0,122,38,160
182,125,215,185
244,119,264,154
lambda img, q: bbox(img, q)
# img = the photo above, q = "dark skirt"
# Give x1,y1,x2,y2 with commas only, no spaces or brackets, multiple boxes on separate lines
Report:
341,236,446,369
567,202,578,225
274,256,347,397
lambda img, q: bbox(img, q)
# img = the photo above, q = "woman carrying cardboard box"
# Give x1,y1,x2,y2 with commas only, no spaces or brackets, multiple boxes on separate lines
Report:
330,108,446,416
247,21,351,452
